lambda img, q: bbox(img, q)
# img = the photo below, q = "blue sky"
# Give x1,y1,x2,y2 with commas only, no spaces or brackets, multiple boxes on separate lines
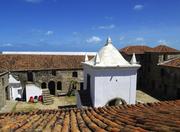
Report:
0,0,180,51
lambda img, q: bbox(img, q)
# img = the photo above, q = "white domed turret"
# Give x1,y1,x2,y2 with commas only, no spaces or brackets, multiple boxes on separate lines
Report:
84,37,140,68
79,37,141,108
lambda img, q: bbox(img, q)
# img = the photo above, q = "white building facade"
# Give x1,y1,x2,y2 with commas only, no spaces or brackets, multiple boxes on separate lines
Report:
9,74,22,100
25,83,42,102
81,38,140,107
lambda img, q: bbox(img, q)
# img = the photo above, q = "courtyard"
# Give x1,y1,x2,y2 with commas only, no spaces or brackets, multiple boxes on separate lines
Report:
0,90,158,113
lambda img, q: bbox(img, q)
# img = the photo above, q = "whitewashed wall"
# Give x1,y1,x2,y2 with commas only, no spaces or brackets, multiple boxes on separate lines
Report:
83,65,138,107
11,87,22,100
26,84,42,102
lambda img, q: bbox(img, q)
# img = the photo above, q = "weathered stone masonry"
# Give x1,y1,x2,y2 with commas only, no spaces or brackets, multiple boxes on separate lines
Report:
0,72,9,109
12,69,84,96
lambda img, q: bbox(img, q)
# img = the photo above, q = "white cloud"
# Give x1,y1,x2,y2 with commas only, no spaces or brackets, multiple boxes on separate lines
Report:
24,0,43,3
45,30,54,36
0,43,13,47
119,36,125,41
86,36,102,44
136,37,144,41
98,24,115,29
158,40,168,44
134,5,144,10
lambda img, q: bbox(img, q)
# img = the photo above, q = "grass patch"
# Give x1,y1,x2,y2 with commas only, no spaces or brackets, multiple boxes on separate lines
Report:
65,96,76,104
13,102,40,112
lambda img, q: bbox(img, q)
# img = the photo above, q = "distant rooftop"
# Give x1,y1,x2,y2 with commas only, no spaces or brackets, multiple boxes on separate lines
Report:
120,44,179,55
152,45,179,53
120,45,152,55
2,51,96,56
159,57,180,68
0,54,93,71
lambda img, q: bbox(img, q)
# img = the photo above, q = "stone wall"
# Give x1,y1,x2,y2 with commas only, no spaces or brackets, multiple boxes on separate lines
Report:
122,52,180,100
0,72,9,110
142,53,180,100
12,69,84,96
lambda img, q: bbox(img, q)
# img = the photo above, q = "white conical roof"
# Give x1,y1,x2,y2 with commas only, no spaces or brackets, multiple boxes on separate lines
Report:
130,53,137,64
9,74,20,84
84,37,140,68
94,53,101,64
85,53,89,62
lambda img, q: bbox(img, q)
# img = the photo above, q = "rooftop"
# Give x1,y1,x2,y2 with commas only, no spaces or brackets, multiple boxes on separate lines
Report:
120,45,153,55
0,100,179,131
120,44,179,55
2,52,96,56
152,44,179,53
0,55,93,71
159,57,180,68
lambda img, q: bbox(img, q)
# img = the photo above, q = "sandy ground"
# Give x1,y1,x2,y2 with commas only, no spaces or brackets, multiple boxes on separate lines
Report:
136,90,159,103
14,96,76,112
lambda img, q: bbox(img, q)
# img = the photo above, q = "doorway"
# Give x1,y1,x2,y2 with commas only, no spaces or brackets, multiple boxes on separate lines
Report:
27,71,33,82
48,81,56,95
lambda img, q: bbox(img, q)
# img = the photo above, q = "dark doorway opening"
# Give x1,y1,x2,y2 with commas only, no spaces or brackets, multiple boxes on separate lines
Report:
48,81,56,95
41,82,47,89
177,88,180,99
5,86,9,100
27,71,33,82
87,74,90,91
80,82,83,90
106,98,127,106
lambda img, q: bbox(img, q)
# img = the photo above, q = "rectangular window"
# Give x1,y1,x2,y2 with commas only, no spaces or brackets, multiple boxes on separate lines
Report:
72,71,78,77
52,70,56,76
18,89,22,95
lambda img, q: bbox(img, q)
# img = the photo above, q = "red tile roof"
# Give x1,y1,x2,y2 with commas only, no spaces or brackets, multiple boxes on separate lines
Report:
159,57,180,68
152,45,179,53
0,100,179,131
120,45,179,55
0,55,93,71
120,45,153,55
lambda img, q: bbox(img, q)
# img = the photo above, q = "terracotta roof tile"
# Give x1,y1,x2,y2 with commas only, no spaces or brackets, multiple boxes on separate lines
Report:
0,100,179,131
120,45,179,55
159,57,180,68
120,45,153,55
152,45,179,53
0,55,93,71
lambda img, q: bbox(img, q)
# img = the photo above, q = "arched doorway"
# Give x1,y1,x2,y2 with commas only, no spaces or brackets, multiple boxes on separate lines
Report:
41,82,47,89
48,81,56,95
106,98,127,106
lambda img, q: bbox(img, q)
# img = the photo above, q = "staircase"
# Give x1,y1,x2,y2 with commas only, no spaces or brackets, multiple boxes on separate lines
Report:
42,89,54,105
